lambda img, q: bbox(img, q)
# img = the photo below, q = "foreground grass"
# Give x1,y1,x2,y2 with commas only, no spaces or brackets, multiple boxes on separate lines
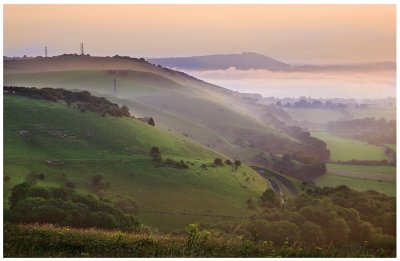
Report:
4,223,394,257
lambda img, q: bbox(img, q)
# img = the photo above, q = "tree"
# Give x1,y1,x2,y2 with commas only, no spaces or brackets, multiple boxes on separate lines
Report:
214,158,223,166
150,146,161,162
90,174,110,190
261,188,281,208
300,221,325,244
234,160,241,170
147,117,155,126
9,182,32,209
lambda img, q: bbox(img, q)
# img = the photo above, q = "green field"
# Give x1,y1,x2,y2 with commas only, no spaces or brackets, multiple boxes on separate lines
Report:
385,144,396,152
315,173,395,196
283,108,344,124
325,163,396,183
311,131,387,161
4,95,267,232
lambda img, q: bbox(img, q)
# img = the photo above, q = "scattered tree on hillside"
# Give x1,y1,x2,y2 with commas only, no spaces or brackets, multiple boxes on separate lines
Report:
150,147,162,162
214,158,224,166
147,117,155,126
234,160,242,170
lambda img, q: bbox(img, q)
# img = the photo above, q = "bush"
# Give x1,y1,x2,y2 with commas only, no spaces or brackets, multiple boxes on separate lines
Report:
234,160,241,169
214,158,223,166
65,181,76,189
150,147,162,162
147,117,155,126
90,175,110,190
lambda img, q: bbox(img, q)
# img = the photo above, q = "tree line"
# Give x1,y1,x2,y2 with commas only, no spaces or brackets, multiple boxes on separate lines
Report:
4,86,130,117
327,118,395,145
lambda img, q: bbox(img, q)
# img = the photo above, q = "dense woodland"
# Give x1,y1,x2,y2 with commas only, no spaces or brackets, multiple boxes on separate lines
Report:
246,113,330,180
327,118,396,145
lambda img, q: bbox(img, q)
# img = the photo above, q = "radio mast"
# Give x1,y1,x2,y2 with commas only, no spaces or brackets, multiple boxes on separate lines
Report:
80,42,84,55
113,75,117,94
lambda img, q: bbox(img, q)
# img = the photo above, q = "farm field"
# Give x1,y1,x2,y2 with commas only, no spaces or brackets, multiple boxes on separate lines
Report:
4,95,267,232
325,163,395,182
314,172,395,196
385,144,396,152
311,131,387,161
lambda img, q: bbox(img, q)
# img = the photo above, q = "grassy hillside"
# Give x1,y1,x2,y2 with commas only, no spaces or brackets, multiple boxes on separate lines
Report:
310,131,386,161
5,56,328,170
4,94,267,231
4,68,291,161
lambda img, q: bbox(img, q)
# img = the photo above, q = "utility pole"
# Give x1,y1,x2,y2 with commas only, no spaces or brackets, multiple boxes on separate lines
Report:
113,75,117,94
45,46,48,58
80,42,84,55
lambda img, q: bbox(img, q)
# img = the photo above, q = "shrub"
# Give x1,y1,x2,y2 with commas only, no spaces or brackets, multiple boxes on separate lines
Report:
147,117,155,126
150,147,162,162
234,160,241,169
214,158,224,166
90,175,110,190
65,181,76,189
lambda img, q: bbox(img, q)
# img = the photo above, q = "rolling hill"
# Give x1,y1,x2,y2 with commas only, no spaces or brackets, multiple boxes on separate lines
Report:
148,52,291,71
148,52,395,72
4,55,329,174
4,92,268,231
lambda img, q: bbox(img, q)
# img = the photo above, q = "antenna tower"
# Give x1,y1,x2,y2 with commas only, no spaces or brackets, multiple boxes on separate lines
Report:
80,42,84,55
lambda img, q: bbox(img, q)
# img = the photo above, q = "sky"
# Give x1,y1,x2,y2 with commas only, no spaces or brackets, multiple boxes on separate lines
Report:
4,4,396,64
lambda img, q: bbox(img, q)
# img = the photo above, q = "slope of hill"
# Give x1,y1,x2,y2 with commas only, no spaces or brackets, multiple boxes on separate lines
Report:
4,55,330,180
148,52,291,71
4,92,268,231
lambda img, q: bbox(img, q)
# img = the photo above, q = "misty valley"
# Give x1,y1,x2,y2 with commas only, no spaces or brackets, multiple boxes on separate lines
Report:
3,53,396,257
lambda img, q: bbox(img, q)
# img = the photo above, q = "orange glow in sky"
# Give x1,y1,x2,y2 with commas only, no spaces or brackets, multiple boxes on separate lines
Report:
4,4,396,63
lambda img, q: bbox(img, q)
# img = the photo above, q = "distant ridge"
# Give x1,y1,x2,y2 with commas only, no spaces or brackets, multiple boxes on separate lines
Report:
148,52,291,71
148,52,395,72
